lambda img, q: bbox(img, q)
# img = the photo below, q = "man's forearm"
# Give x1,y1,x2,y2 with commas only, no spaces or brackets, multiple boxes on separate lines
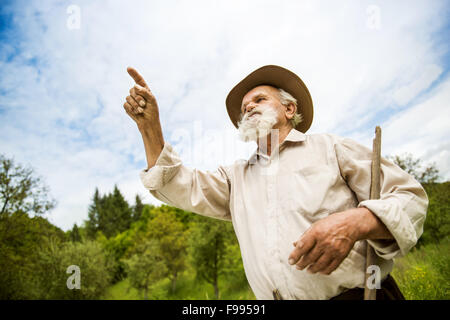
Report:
139,121,165,170
288,206,395,275
352,207,394,241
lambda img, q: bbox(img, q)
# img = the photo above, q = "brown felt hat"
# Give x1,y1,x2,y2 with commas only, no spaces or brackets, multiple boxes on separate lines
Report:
226,65,313,133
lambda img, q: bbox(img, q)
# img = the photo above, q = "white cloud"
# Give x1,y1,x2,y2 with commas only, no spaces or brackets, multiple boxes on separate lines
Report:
382,78,450,180
0,0,448,230
392,64,442,106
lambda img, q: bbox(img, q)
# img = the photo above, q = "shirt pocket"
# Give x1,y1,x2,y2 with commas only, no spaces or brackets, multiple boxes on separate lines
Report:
290,165,339,222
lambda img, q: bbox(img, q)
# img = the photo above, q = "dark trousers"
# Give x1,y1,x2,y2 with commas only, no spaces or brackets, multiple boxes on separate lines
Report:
330,274,405,300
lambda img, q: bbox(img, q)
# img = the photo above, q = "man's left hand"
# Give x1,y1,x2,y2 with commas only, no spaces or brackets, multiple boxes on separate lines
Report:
288,208,366,275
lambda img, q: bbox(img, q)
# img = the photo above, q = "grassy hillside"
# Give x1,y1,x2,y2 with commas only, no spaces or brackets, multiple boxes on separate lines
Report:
103,240,449,300
102,269,256,300
392,239,449,299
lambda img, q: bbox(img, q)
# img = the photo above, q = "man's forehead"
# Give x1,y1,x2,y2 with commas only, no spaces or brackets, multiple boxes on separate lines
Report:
242,85,277,103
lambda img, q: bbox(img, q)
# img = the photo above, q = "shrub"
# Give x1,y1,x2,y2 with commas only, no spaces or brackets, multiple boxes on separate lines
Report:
37,240,112,299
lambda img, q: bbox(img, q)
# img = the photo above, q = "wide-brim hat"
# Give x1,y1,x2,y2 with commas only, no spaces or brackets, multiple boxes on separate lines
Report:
226,65,313,133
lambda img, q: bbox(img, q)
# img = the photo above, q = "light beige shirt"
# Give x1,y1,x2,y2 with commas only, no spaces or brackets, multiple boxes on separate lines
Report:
139,128,428,300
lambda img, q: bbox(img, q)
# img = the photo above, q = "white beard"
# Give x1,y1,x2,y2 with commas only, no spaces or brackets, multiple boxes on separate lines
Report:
237,106,278,142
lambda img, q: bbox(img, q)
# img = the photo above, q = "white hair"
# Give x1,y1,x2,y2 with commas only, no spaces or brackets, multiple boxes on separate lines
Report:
237,106,278,142
278,88,303,128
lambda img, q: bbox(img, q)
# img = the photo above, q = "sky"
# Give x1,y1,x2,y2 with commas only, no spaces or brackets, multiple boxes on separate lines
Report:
0,0,449,231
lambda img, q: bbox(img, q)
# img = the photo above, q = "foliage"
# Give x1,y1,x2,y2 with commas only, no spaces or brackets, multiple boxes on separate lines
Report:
97,229,135,283
145,206,190,293
68,223,82,242
132,194,145,222
123,239,168,299
222,240,248,290
86,188,101,239
387,153,448,247
2,149,447,300
387,153,440,184
188,215,238,299
0,154,56,217
0,210,66,299
418,182,450,247
36,240,113,299
103,270,256,300
86,186,133,239
101,278,141,300
392,239,449,299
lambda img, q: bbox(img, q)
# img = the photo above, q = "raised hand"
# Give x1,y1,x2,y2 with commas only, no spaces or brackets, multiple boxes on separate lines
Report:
124,67,160,130
123,67,165,169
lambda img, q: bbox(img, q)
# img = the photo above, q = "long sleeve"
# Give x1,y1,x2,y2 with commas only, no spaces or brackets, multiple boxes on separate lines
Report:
139,142,232,221
333,135,429,260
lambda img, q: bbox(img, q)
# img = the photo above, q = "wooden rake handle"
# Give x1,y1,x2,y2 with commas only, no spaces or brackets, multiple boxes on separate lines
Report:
364,126,381,300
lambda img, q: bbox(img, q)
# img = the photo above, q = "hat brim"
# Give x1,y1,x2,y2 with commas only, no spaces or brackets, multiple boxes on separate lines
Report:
226,65,313,133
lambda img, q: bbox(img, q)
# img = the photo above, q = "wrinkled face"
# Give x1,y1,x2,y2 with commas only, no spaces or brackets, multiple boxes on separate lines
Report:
237,85,285,142
240,85,286,126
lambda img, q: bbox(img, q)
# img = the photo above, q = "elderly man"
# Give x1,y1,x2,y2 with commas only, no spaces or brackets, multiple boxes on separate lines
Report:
123,65,428,300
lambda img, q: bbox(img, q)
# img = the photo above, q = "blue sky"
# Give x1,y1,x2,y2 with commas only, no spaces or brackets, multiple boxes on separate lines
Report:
0,0,449,231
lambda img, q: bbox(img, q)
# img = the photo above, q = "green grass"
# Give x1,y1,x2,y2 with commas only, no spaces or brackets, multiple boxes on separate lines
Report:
102,269,256,300
103,241,449,300
101,278,141,300
392,239,449,300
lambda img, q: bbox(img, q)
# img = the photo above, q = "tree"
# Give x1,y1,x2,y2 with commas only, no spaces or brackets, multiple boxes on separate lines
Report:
0,154,56,217
222,237,248,289
124,239,168,299
132,194,145,222
189,216,236,299
69,224,82,242
387,153,440,184
0,210,66,299
100,185,133,237
387,154,449,247
98,229,134,283
85,185,133,239
37,240,113,299
86,188,101,239
418,182,450,246
146,206,189,293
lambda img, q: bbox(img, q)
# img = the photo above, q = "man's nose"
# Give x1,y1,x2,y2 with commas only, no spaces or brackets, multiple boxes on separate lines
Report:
244,103,256,114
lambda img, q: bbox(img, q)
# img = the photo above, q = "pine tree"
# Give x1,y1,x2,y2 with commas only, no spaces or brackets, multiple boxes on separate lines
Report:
86,188,101,239
70,223,81,242
109,185,133,236
132,194,144,222
98,185,133,238
86,186,133,238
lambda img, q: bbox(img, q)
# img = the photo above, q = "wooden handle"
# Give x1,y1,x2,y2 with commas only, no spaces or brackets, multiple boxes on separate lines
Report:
364,126,381,300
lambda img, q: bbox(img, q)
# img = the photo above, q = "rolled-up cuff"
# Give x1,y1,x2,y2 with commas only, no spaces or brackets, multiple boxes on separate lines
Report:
139,142,182,190
357,198,417,259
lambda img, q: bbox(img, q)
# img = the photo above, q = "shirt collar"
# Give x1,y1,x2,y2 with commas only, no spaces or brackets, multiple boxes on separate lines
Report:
283,128,307,143
247,128,306,164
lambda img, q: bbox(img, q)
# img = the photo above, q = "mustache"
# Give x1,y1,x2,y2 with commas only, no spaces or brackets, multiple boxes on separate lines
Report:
247,110,261,118
237,106,278,142
240,107,263,123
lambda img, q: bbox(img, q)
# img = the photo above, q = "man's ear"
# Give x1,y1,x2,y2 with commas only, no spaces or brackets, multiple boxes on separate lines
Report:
285,102,297,120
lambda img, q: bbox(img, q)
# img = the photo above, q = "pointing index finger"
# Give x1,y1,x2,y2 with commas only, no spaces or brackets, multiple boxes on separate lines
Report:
127,66,148,88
